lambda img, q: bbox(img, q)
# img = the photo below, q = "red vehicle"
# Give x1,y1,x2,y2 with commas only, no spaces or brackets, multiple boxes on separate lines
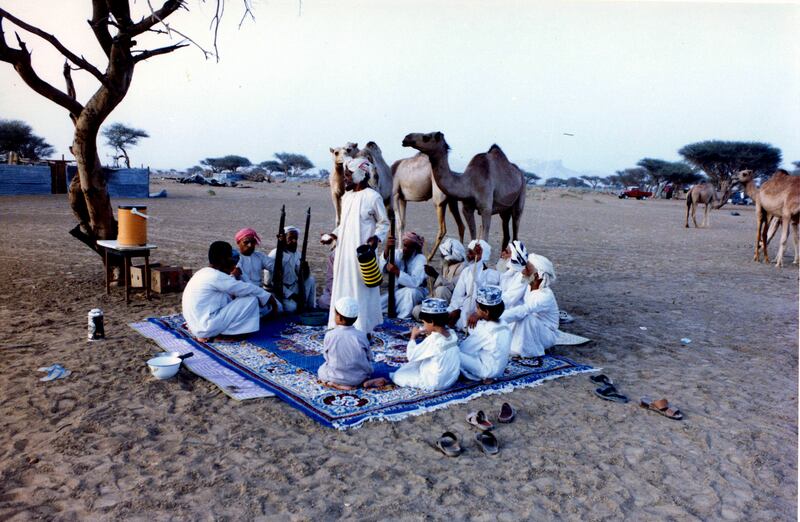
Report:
618,187,653,200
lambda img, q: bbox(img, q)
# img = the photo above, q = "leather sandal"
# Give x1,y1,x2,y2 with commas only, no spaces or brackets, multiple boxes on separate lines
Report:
640,397,683,420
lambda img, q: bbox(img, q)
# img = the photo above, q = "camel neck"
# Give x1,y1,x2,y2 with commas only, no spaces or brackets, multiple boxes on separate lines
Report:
428,152,471,199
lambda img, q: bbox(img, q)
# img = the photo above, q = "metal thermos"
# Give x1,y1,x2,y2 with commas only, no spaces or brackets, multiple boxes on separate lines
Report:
88,308,105,341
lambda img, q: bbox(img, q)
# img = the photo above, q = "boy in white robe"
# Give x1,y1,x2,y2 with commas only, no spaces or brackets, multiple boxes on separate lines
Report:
447,240,499,331
459,285,512,382
318,297,375,390
267,225,317,313
501,253,560,365
381,231,428,318
182,241,276,341
391,298,461,391
233,227,280,316
498,240,529,310
325,158,390,333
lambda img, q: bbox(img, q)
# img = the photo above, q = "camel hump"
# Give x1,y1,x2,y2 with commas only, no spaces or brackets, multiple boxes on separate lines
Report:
487,143,505,156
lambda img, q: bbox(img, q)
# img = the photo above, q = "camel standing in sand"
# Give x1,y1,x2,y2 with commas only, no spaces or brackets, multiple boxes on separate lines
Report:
684,181,732,228
735,169,800,267
391,152,467,260
402,131,526,250
356,141,393,211
329,142,359,226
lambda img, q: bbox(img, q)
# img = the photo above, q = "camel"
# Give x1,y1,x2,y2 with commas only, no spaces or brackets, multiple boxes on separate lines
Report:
402,131,526,251
734,169,800,267
328,142,359,226
391,152,468,261
684,181,733,228
355,141,393,211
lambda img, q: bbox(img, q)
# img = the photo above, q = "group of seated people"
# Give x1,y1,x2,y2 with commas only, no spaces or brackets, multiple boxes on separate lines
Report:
319,238,560,392
181,224,560,393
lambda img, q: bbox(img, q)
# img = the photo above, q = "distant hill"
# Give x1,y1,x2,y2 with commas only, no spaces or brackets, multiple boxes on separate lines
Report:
517,159,609,181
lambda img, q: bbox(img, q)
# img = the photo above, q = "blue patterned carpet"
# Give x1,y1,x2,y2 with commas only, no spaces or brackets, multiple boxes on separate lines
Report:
138,314,595,430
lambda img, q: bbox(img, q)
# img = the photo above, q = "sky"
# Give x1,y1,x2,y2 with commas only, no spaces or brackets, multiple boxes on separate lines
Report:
0,0,798,176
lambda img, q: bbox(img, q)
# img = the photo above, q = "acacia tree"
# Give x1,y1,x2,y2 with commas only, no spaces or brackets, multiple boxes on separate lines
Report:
0,118,54,160
614,167,648,188
579,175,602,189
102,122,149,168
201,155,252,172
0,2,253,255
678,140,781,189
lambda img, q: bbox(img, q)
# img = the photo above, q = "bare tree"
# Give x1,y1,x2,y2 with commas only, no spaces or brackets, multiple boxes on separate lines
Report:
0,1,253,256
102,123,149,168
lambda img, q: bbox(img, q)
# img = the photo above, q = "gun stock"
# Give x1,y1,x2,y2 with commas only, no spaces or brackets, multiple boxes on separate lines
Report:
273,205,286,301
297,207,311,312
387,209,397,318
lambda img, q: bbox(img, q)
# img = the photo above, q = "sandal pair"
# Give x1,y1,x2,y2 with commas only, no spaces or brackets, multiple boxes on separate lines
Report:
590,374,629,403
466,403,516,430
435,431,499,457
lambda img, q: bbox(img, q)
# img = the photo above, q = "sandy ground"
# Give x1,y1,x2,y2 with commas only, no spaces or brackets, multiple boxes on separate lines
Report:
0,180,797,520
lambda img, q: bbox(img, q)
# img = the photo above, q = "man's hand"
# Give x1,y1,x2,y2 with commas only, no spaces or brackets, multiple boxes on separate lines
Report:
366,235,380,250
500,247,511,260
467,312,480,329
277,232,286,245
320,233,336,245
386,262,400,277
448,309,460,328
231,266,242,279
410,326,421,341
424,264,438,279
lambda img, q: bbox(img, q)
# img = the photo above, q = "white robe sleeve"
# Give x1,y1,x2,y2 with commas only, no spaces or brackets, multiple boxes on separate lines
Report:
215,271,272,307
448,267,470,312
406,335,442,363
501,288,553,324
370,193,390,243
397,253,426,289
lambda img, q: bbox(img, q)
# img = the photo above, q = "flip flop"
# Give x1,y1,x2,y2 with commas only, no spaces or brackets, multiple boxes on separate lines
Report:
475,431,499,455
435,431,462,457
593,383,629,403
497,402,516,423
640,397,683,420
589,374,613,386
466,410,494,431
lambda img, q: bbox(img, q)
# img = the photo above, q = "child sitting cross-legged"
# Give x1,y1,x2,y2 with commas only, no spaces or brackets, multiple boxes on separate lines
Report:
318,297,387,390
459,285,512,383
391,298,461,391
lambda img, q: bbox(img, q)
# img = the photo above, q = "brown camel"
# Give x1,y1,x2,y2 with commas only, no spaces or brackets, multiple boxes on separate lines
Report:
355,141,393,211
391,152,468,260
328,142,359,226
735,169,800,267
684,181,732,228
402,131,526,250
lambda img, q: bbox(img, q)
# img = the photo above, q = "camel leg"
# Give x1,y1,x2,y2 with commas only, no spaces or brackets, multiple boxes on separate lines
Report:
511,205,522,244
478,211,492,242
703,203,710,228
500,212,511,251
753,208,764,262
446,198,466,244
775,214,791,268
685,200,691,228
332,192,342,227
792,219,799,265
461,203,477,241
761,212,771,264
427,201,448,262
394,192,407,241
691,201,699,228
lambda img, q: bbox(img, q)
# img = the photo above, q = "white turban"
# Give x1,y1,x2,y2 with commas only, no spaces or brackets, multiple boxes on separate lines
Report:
284,225,300,235
335,296,359,318
467,239,492,264
508,240,528,272
347,158,372,184
439,238,466,263
528,253,556,288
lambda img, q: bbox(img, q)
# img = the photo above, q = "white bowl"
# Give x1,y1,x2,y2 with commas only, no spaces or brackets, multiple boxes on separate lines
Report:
147,356,181,380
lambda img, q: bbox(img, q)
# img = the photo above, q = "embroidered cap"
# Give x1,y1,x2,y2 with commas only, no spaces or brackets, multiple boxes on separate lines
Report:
334,297,359,318
420,297,449,315
476,285,503,306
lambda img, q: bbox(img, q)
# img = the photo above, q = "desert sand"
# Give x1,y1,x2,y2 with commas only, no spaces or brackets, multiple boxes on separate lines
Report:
0,180,796,520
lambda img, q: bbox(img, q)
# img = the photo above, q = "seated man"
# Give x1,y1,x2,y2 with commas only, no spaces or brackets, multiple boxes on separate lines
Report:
233,227,279,316
267,226,317,313
182,241,277,342
412,237,466,320
381,231,427,318
448,239,499,331
500,252,560,366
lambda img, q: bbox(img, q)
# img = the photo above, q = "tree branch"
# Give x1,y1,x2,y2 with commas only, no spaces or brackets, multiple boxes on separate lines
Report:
127,0,184,37
62,61,79,124
88,1,113,57
0,20,84,117
133,42,189,62
0,8,106,84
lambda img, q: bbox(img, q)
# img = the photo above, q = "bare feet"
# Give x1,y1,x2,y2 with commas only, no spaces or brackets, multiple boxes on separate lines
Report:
322,381,356,391
362,377,390,389
482,378,495,385
196,337,210,343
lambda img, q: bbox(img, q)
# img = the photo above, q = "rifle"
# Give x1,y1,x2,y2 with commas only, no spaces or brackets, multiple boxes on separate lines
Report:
297,207,311,312
387,208,397,318
272,204,286,301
